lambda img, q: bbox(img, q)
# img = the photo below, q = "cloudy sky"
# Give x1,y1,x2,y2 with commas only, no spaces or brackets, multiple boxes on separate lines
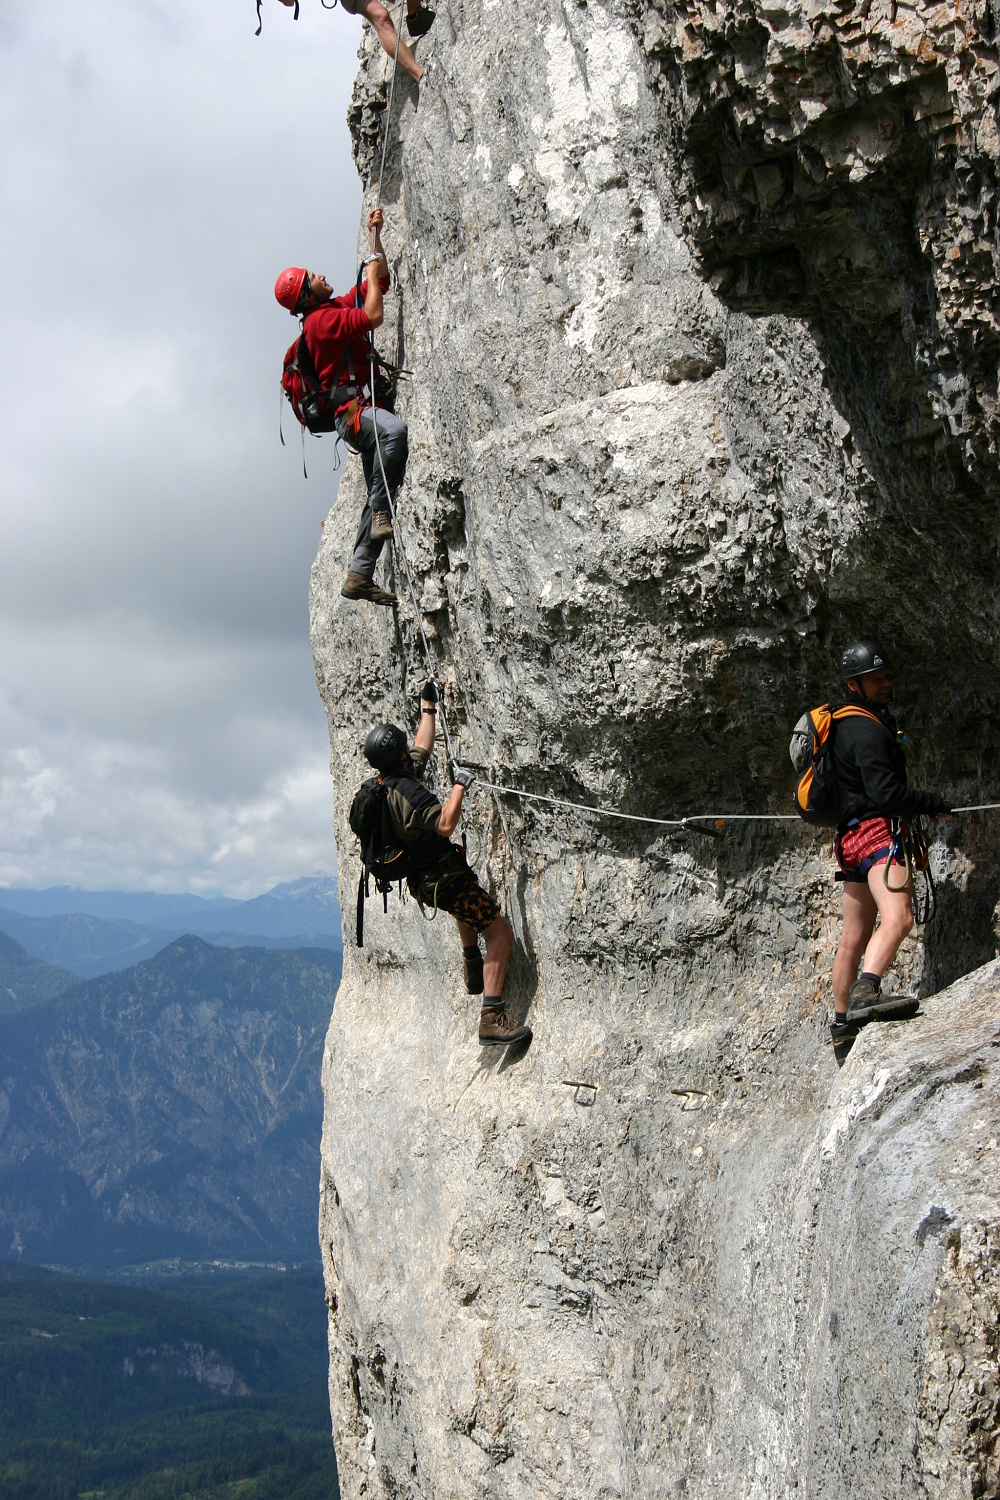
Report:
1,1,371,896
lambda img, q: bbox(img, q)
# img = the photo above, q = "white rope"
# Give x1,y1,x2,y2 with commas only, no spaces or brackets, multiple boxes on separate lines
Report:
474,783,1000,835
373,0,403,211
477,782,797,830
362,1,457,761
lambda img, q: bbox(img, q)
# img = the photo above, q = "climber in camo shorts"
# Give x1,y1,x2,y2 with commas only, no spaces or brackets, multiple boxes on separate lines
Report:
362,685,532,1050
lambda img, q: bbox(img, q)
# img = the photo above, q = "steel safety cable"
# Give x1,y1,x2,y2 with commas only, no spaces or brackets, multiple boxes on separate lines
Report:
467,782,1000,835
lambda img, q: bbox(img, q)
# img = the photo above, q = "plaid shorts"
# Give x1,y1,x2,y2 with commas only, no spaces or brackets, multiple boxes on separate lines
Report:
835,816,904,884
409,858,501,934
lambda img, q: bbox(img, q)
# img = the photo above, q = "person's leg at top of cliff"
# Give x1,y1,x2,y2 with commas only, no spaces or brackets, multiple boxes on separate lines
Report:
273,0,431,81
362,686,531,1049
275,207,407,608
828,639,952,1065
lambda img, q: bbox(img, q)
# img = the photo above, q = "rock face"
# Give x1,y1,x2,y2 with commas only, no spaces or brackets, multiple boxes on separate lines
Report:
311,1,1000,1494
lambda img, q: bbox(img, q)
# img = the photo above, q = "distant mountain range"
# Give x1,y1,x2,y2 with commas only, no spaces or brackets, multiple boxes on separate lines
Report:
0,936,341,1274
0,877,343,978
0,931,78,1015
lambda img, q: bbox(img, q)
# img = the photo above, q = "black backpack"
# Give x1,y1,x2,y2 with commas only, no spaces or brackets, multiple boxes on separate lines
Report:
349,777,424,947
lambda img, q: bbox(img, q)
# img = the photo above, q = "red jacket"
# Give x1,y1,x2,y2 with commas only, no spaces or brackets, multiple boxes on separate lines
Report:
302,270,391,402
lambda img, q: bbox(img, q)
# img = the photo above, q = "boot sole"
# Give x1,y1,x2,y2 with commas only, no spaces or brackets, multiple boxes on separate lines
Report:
479,1030,532,1047
870,997,920,1022
847,996,920,1026
340,592,397,607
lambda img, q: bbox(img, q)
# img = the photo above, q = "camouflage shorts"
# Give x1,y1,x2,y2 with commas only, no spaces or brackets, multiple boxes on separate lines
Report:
409,862,500,934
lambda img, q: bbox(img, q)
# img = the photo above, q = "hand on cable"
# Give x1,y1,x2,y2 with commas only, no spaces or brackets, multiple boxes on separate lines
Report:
449,760,475,790
420,678,440,707
367,206,384,236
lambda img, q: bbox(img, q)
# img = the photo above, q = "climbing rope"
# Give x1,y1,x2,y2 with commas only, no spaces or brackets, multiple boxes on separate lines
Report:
476,783,794,832
362,1,459,764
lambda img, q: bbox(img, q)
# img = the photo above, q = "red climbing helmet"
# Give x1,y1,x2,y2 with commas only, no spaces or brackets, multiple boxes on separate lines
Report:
275,266,308,312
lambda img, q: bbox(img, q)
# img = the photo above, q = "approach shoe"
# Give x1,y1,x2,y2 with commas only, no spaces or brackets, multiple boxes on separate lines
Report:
479,1002,532,1048
463,948,484,996
847,974,919,1025
406,2,435,35
340,571,397,607
370,510,393,542
830,1015,859,1068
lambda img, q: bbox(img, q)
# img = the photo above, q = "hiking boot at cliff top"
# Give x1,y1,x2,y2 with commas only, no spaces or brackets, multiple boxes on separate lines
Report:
847,974,919,1024
370,510,393,542
479,1001,532,1048
341,571,397,607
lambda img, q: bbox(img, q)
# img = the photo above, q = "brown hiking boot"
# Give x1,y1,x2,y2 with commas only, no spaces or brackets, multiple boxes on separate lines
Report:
370,510,393,541
463,948,484,995
847,975,919,1024
340,571,397,607
479,1002,532,1048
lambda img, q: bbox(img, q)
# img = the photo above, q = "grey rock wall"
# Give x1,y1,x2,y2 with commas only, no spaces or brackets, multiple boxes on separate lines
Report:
310,0,1000,1493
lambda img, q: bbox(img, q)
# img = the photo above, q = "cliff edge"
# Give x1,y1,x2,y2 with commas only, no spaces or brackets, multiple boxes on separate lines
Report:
310,0,1000,1493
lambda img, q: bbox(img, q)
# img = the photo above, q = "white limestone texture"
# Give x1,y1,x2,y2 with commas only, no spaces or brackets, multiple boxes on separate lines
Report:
309,0,1000,1493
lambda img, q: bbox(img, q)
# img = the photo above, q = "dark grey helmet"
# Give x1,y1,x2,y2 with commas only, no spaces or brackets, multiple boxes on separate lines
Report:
840,640,891,680
364,723,408,772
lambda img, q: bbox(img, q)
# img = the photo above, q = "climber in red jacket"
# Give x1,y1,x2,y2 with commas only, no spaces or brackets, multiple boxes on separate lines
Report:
272,0,433,81
275,208,406,607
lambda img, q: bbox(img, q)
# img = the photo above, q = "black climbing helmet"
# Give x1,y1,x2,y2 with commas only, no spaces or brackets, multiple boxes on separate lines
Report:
840,639,891,680
364,723,408,772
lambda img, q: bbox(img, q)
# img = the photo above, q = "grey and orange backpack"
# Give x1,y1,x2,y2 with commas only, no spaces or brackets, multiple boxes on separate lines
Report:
790,703,881,826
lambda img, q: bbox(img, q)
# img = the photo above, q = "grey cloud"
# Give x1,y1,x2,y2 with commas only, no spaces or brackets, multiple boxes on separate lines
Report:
0,0,370,894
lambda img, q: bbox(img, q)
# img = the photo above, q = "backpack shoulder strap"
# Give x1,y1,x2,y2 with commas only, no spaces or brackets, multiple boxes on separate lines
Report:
831,705,884,726
301,317,357,399
295,328,323,394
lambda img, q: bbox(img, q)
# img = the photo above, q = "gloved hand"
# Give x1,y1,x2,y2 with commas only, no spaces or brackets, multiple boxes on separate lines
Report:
449,760,475,790
421,678,440,705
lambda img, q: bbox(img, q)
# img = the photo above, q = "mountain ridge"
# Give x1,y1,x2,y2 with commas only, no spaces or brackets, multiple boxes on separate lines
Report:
0,876,343,977
0,936,341,1273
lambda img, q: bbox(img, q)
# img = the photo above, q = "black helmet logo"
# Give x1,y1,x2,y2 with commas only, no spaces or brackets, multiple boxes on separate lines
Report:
840,640,891,680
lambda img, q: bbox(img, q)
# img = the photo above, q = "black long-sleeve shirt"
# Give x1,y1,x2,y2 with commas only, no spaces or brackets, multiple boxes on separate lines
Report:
832,690,948,827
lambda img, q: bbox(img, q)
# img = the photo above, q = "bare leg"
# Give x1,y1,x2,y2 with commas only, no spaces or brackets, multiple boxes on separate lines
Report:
832,881,877,1015
862,859,914,977
482,916,514,998
358,0,424,81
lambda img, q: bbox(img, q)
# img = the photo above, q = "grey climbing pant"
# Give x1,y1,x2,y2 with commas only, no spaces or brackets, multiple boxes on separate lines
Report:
335,404,409,580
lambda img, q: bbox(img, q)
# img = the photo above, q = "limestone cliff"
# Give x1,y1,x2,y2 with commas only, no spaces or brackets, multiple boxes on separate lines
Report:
310,0,1000,1493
